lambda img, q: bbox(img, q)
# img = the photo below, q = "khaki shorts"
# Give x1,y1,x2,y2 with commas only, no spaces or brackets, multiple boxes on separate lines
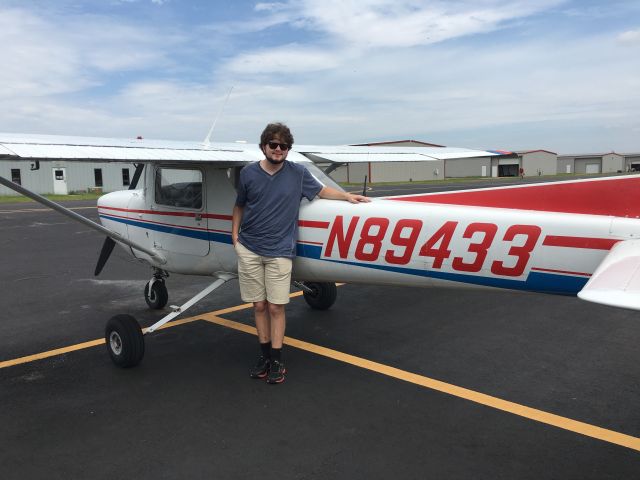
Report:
235,241,293,305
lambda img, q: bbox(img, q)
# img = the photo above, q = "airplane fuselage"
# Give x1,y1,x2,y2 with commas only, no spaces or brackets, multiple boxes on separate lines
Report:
97,163,640,296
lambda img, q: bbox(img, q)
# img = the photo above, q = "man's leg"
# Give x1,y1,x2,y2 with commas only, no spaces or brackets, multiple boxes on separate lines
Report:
268,302,286,349
235,242,270,378
253,300,271,344
263,257,292,384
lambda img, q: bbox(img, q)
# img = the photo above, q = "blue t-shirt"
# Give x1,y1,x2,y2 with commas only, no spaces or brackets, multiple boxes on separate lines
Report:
235,161,323,258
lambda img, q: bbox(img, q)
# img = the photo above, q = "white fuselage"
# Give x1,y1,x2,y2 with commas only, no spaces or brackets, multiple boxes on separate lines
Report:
98,164,640,296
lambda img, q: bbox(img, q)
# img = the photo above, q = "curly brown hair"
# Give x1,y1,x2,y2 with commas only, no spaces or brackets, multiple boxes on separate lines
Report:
259,123,294,149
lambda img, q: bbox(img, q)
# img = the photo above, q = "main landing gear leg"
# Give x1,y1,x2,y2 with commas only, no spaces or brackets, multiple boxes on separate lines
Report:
105,273,236,368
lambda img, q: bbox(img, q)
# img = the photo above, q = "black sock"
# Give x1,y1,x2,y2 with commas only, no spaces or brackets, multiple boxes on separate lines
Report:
271,348,282,363
260,342,271,359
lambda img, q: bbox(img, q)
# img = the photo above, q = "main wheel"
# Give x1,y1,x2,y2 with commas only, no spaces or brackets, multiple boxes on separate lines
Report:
144,280,168,309
105,314,145,368
302,282,338,310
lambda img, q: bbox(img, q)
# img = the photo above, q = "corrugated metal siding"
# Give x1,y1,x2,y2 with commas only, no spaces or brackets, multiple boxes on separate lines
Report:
0,161,52,195
521,151,556,176
575,157,601,174
369,160,444,182
0,160,137,195
602,154,624,173
446,158,491,178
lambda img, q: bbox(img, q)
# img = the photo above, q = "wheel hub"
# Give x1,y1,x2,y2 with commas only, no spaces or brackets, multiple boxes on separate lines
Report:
109,331,123,355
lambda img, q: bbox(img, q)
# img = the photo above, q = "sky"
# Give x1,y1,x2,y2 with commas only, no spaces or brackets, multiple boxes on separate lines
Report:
1,0,639,153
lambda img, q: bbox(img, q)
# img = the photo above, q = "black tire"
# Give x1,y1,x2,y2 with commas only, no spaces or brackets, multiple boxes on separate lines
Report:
144,280,168,309
105,314,145,368
302,282,338,310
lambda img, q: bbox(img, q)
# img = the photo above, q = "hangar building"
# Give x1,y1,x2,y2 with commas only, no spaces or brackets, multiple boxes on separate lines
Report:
333,140,515,182
514,150,557,177
557,152,637,174
0,160,134,196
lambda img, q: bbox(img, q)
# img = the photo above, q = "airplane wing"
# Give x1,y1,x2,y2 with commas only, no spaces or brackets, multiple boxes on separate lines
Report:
0,133,260,164
0,133,512,165
296,145,512,163
577,239,640,311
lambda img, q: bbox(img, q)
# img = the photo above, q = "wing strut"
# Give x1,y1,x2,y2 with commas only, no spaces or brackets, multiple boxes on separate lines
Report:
0,175,166,265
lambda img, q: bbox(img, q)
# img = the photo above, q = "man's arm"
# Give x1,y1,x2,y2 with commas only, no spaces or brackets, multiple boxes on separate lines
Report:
231,204,244,245
317,186,371,203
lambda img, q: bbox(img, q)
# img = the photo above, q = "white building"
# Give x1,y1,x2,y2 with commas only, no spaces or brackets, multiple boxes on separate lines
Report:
0,159,135,195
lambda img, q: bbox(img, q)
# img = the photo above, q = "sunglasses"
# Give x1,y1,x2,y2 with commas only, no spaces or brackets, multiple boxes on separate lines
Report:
267,141,290,151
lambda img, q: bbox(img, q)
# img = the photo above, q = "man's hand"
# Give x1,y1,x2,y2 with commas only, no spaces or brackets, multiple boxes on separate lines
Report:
345,193,371,203
319,186,372,203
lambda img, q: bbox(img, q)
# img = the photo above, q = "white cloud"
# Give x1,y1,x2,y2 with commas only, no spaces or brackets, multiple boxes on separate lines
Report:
1,0,639,154
255,2,289,12
224,44,344,74
297,0,566,48
617,29,640,44
0,6,180,99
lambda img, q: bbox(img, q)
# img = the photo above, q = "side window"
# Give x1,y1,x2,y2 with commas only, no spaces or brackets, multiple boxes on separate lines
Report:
227,167,242,190
155,167,203,209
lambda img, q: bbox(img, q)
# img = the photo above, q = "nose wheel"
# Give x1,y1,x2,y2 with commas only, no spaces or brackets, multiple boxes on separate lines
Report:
144,279,168,309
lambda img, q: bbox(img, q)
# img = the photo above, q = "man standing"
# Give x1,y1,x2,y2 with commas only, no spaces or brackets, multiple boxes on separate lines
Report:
232,123,369,384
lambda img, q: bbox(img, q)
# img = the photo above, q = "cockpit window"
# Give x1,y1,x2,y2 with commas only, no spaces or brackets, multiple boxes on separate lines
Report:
155,167,203,209
301,162,344,192
227,162,344,193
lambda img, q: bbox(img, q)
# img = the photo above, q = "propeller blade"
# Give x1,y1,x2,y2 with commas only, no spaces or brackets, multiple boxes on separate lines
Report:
94,164,144,276
94,236,116,276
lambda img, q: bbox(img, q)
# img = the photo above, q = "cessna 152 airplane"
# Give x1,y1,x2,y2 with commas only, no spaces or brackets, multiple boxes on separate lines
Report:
1,133,639,368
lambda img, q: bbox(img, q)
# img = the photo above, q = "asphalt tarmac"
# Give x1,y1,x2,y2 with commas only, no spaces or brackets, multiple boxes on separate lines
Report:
1,180,640,479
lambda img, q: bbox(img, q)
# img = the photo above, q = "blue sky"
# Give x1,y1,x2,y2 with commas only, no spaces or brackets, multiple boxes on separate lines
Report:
1,0,639,153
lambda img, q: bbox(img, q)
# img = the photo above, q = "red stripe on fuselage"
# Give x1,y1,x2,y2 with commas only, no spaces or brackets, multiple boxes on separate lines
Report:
98,206,232,220
543,235,619,250
388,176,640,217
299,220,330,229
531,267,591,277
99,206,328,228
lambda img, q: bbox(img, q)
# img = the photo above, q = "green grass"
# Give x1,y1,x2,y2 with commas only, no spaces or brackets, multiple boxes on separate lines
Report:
338,171,627,187
0,192,102,204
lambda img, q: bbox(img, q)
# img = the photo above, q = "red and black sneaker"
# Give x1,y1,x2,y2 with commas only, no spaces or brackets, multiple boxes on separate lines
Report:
249,355,270,379
267,360,286,384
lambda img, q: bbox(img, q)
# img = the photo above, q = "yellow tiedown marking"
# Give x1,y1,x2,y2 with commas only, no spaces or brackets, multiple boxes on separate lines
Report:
2,289,639,452
0,299,264,369
200,313,640,453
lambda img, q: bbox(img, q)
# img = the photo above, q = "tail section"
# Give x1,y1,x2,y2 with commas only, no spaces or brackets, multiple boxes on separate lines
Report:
387,175,640,218
578,239,640,311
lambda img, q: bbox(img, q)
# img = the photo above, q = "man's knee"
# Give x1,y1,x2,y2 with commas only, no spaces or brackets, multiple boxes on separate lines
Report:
254,300,268,314
267,302,285,317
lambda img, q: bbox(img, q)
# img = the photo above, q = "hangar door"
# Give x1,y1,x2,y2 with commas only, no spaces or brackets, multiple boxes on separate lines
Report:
586,164,601,174
497,158,519,177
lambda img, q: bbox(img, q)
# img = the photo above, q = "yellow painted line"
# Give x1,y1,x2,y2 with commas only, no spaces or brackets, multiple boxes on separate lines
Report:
0,339,107,368
0,292,307,369
202,314,640,453
5,285,638,452
0,299,256,369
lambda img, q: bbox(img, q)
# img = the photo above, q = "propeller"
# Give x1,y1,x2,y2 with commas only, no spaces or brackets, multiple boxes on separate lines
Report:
94,163,145,276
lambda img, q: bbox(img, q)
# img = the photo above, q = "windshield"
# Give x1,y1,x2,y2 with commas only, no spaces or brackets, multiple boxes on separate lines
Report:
302,162,344,192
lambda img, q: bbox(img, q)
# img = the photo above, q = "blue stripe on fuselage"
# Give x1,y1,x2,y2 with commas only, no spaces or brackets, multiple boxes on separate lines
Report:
99,214,233,244
298,244,586,295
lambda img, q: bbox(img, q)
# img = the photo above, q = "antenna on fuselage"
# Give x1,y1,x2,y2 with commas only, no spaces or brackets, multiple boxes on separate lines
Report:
202,86,234,147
